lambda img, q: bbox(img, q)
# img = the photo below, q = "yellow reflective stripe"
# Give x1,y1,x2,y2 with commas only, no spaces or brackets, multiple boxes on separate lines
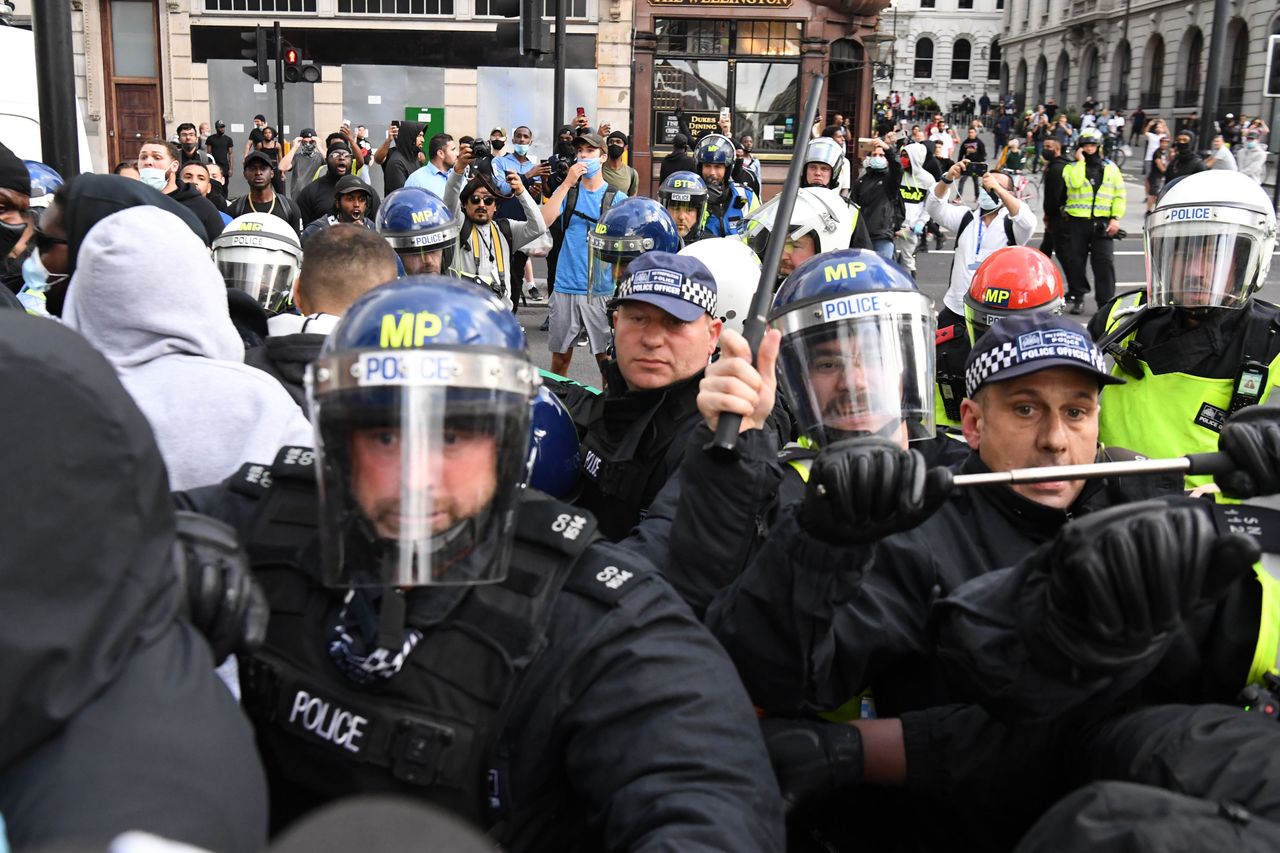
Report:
1248,562,1280,686
787,458,812,482
820,689,874,723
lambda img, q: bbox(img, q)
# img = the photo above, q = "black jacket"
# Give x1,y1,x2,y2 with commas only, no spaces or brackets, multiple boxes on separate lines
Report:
1041,153,1072,224
383,120,425,196
228,191,304,235
62,174,207,274
957,136,987,163
244,332,325,410
296,168,381,228
569,360,705,541
1164,131,1208,185
0,311,267,852
176,464,786,852
851,154,904,241
168,179,228,243
658,150,697,182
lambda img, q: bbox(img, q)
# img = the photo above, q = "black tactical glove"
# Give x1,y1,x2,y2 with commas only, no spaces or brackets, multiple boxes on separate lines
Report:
800,437,953,544
1218,405,1280,499
760,717,864,810
1039,500,1257,671
172,511,270,663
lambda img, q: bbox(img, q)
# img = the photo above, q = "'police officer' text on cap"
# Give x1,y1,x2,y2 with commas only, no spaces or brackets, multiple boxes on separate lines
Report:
964,314,1124,398
616,252,718,322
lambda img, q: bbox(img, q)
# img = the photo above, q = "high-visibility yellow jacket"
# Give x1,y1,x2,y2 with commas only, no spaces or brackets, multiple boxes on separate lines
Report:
1062,158,1125,220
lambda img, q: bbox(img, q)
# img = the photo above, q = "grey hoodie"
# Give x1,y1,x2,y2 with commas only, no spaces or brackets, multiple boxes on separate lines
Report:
63,206,313,490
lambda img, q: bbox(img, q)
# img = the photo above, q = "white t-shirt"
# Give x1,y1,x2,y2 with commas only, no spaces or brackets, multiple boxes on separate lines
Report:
1081,114,1098,130
1144,132,1163,162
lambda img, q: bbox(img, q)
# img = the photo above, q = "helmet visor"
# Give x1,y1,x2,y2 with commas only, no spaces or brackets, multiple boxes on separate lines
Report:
773,291,936,445
587,233,648,298
216,255,297,312
1146,219,1263,309
308,349,536,588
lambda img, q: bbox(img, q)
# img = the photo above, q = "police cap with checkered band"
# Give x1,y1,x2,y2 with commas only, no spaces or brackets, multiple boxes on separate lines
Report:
614,251,717,322
963,313,1124,398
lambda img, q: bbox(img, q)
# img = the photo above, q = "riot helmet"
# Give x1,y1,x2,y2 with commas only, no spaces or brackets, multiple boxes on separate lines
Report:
376,187,462,276
962,246,1065,343
803,137,845,190
694,133,736,203
657,171,708,241
306,276,540,588
212,212,303,313
743,187,854,280
586,197,682,298
678,237,761,335
24,161,63,210
526,385,581,499
770,249,935,446
1146,171,1277,310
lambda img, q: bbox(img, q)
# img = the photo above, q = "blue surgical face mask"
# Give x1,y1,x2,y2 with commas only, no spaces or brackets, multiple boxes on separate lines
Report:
978,189,1003,212
579,156,602,178
513,143,530,156
139,166,168,191
865,155,887,171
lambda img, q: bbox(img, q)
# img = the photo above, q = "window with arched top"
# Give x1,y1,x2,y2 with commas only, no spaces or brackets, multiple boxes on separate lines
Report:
988,39,1001,80
914,38,934,79
951,38,971,80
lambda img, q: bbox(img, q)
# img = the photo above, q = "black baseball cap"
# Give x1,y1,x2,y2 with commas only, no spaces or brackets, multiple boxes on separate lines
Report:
243,150,275,171
964,314,1123,398
334,175,371,197
300,127,317,138
215,120,226,129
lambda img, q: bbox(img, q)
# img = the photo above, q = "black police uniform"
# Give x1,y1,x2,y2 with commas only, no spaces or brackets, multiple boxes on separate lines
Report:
177,447,786,851
569,360,703,541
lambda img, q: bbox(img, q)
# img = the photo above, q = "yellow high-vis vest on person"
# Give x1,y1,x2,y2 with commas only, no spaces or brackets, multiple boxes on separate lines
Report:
1062,159,1126,220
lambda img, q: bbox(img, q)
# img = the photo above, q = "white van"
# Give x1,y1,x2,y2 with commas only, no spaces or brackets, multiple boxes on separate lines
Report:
0,23,95,172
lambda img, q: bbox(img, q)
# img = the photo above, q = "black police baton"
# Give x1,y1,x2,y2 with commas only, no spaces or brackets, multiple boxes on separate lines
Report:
707,72,826,456
950,451,1233,488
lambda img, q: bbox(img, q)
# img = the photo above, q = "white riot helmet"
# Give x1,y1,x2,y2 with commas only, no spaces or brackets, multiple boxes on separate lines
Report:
804,137,845,189
213,212,303,313
679,237,762,335
1147,170,1277,310
742,186,854,261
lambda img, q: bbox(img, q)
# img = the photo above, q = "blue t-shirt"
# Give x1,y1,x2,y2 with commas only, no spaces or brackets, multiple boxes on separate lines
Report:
554,183,627,296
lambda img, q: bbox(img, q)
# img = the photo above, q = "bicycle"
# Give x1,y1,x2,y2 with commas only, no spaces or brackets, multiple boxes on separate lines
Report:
1103,134,1127,169
1004,168,1040,208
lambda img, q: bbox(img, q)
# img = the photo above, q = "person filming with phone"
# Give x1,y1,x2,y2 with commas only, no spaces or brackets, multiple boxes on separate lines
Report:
925,156,1037,329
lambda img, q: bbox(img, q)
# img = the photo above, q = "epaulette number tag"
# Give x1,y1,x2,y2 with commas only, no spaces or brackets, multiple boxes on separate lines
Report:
596,565,633,590
552,513,588,541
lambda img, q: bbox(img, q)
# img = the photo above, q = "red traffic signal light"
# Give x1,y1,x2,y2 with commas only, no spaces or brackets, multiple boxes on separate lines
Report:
285,47,300,66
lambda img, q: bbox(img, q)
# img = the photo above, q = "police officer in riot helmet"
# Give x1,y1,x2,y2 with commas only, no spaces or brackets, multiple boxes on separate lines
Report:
376,187,462,276
657,170,708,243
1088,169,1280,485
693,133,759,237
175,276,786,849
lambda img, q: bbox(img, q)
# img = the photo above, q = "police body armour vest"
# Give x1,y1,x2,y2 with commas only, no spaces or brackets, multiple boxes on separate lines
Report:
233,448,607,826
576,373,701,539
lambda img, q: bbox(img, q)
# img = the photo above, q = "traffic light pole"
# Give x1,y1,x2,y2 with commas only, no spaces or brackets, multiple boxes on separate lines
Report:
32,0,80,176
274,22,286,138
1198,0,1230,156
553,0,566,143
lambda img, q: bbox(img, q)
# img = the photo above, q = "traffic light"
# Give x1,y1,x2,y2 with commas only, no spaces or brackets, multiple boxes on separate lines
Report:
283,44,321,84
241,26,268,84
1266,34,1280,98
519,0,547,56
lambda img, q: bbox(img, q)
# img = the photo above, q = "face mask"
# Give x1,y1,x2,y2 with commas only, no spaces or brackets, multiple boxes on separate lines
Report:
0,218,26,258
139,166,169,191
579,157,602,178
865,156,887,171
491,140,505,151
607,144,625,160
1247,141,1259,149
978,189,1002,212
513,143,530,156
21,249,66,294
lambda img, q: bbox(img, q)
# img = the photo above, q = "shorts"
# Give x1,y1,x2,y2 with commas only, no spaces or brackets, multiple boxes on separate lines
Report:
548,291,611,354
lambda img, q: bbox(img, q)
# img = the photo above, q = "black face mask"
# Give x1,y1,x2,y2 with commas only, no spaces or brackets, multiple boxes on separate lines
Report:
607,144,625,160
491,140,505,151
0,218,26,260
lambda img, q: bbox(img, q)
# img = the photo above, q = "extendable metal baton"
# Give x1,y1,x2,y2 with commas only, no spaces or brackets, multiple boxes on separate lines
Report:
951,451,1234,488
707,72,826,456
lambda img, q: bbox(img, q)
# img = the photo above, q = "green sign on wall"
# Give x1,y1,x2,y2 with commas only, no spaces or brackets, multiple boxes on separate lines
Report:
404,106,447,141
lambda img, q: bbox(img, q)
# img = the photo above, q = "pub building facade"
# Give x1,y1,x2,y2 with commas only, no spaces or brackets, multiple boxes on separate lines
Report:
631,0,891,198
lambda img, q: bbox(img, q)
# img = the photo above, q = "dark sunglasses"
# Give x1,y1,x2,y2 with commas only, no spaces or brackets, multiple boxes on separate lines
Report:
34,226,67,254
468,195,496,206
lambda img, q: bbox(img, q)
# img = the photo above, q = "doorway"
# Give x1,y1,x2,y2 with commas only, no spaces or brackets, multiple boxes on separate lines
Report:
101,0,163,168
